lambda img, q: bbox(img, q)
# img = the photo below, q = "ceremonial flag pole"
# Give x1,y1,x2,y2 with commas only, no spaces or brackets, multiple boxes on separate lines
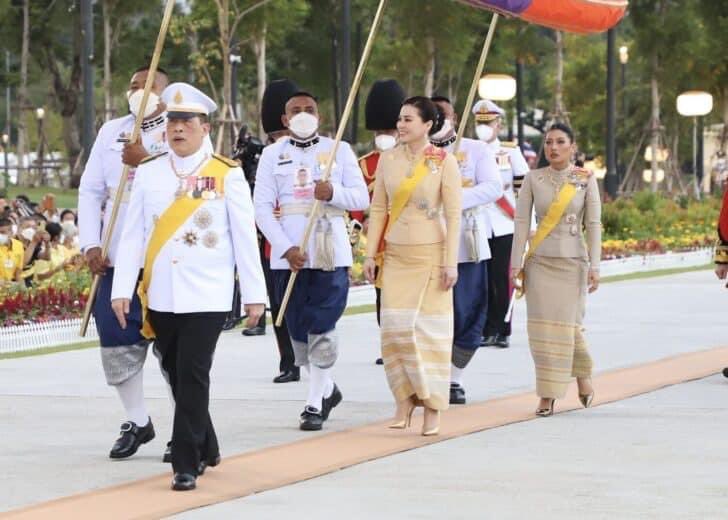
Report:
275,0,389,326
79,0,177,337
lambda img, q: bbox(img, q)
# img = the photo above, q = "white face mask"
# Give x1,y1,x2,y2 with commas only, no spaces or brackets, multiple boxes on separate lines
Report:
374,134,397,151
11,224,17,236
288,112,319,139
475,124,495,142
62,221,78,237
430,119,453,141
21,227,35,241
127,89,160,119
0,233,8,245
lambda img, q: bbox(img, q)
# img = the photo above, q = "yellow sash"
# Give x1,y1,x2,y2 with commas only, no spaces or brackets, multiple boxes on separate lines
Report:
515,182,577,298
374,159,431,288
138,158,228,338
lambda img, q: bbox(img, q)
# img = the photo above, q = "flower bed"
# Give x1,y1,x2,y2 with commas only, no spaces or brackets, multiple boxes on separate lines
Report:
0,269,91,326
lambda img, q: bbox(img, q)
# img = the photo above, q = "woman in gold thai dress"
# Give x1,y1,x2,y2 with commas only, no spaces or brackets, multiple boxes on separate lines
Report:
510,123,601,417
363,96,461,436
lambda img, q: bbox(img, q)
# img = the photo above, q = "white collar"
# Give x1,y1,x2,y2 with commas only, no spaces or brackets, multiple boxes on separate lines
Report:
169,145,209,172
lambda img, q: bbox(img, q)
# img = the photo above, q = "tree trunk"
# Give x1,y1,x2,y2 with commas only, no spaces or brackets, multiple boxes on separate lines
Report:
721,85,728,152
553,30,568,125
217,0,232,155
649,54,660,193
16,0,30,186
424,36,435,97
102,0,114,122
253,23,267,141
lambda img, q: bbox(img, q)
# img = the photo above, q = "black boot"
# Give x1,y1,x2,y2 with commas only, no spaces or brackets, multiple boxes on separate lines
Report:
109,418,155,459
449,383,466,405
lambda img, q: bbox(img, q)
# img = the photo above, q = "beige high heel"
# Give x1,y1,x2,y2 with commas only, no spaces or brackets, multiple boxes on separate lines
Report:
577,377,595,408
422,407,440,436
389,398,416,429
535,398,555,417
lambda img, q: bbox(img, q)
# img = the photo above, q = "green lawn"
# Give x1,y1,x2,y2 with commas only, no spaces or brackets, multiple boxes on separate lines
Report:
4,185,79,211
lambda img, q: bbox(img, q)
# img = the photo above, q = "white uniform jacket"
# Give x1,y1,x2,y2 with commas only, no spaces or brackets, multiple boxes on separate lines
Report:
253,135,369,270
441,137,503,263
483,138,530,238
110,146,266,313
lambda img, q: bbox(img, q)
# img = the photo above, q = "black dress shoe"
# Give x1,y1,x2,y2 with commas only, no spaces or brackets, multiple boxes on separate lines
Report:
162,441,172,463
171,473,196,491
197,454,221,476
299,406,324,431
449,383,466,405
109,418,155,459
375,357,384,365
481,335,497,347
493,334,510,348
322,384,342,420
242,325,266,336
273,369,300,383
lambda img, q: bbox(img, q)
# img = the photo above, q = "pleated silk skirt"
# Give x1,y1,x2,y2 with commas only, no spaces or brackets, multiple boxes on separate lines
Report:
380,243,453,411
524,255,593,399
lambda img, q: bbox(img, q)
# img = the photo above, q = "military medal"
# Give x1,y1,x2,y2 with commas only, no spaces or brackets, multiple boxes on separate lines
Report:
182,230,199,247
202,230,219,249
193,209,213,229
170,154,209,198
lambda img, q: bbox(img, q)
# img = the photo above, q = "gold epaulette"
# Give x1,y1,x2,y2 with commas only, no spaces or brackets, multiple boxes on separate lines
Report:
212,153,239,168
715,241,728,264
139,151,168,164
500,141,518,148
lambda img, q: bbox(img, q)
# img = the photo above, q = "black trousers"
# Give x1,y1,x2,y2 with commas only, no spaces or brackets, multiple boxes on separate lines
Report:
484,233,513,337
149,310,226,476
260,238,296,373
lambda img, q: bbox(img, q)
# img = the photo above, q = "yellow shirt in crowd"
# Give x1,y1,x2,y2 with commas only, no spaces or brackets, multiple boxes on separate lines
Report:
0,239,25,282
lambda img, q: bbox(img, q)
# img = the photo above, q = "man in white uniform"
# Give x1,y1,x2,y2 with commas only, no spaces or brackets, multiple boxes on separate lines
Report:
111,83,266,491
472,99,530,350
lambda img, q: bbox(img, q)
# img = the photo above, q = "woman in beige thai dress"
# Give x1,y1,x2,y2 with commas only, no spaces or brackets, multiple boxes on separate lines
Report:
363,96,461,436
510,123,601,417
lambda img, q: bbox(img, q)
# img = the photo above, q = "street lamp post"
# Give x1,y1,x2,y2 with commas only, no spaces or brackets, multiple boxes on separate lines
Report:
605,28,618,199
619,45,628,117
35,107,44,183
677,91,713,197
1,133,8,190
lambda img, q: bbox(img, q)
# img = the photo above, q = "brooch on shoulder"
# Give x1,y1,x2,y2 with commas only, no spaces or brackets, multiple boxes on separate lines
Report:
568,167,593,190
423,145,446,174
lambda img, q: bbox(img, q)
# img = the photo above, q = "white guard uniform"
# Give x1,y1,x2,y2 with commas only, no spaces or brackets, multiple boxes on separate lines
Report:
110,147,267,312
78,113,214,265
484,138,530,238
441,137,503,263
253,135,370,269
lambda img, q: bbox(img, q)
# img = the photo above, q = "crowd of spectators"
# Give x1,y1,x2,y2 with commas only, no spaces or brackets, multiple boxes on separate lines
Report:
0,194,83,288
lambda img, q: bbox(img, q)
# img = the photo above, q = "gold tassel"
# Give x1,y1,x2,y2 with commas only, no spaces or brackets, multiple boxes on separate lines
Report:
314,216,336,271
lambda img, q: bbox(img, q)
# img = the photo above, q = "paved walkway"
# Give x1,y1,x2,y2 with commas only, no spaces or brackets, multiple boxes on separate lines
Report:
1,270,727,518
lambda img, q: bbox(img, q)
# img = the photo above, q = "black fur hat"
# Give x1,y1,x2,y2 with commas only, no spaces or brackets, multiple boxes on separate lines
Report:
365,79,406,131
261,79,299,134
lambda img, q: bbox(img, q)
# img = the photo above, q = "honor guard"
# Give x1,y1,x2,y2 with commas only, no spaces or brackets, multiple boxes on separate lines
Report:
357,79,406,364
717,187,728,378
78,66,171,460
431,97,503,405
472,99,530,350
110,83,266,491
257,78,301,384
254,91,369,431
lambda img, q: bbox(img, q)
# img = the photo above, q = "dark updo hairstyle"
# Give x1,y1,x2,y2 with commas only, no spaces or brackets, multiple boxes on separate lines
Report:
402,96,444,137
546,122,575,143
45,222,62,241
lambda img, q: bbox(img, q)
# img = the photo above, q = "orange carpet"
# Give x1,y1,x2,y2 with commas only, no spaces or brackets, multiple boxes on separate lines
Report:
4,346,727,520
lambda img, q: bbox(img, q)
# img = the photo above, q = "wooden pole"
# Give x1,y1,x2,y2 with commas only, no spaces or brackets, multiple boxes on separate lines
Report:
453,13,500,154
275,0,389,327
79,0,176,337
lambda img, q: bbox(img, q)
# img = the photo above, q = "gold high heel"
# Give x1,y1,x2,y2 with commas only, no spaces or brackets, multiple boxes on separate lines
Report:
577,378,594,408
579,392,594,408
389,398,416,429
422,407,440,436
535,398,555,417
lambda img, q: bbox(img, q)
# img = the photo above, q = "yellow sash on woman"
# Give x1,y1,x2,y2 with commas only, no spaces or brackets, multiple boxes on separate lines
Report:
138,158,228,338
515,182,577,298
374,159,431,288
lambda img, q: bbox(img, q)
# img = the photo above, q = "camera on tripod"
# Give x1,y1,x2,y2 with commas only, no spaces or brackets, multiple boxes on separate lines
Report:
232,125,265,190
